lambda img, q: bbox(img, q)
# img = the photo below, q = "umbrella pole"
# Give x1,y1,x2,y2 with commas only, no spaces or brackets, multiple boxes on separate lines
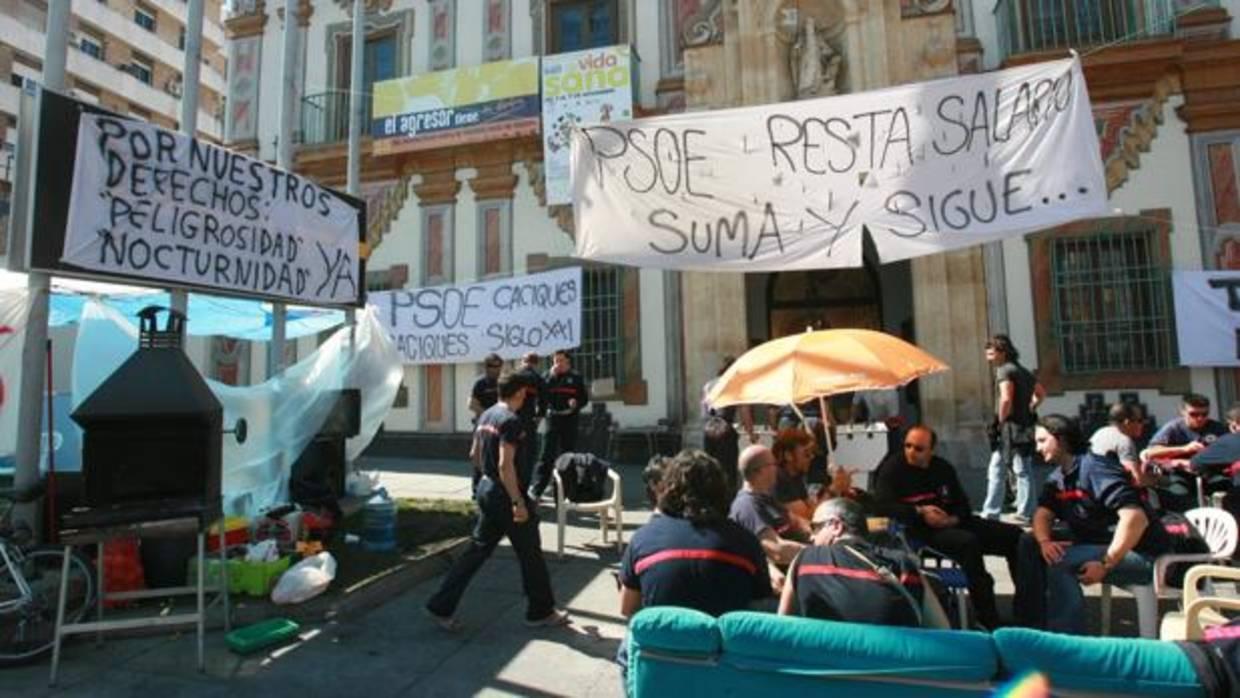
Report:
817,396,835,467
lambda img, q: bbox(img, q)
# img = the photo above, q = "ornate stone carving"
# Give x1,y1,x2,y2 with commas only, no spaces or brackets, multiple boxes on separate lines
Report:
789,18,843,99
682,0,724,48
224,0,267,38
900,0,953,19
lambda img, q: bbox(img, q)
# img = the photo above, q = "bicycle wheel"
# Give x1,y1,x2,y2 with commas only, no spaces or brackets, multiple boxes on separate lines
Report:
0,545,95,666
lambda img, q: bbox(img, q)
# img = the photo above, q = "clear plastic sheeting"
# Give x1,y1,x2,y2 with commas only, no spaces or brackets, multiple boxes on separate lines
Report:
71,300,402,517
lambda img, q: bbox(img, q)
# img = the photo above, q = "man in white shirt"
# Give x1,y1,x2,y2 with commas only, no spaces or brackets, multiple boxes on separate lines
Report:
1089,402,1151,486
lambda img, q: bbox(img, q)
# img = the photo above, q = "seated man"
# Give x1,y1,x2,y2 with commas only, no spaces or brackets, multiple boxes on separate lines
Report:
872,424,1023,630
729,444,809,593
620,450,770,619
771,428,851,525
778,498,949,628
1090,402,1153,488
1020,414,1171,634
1142,393,1229,511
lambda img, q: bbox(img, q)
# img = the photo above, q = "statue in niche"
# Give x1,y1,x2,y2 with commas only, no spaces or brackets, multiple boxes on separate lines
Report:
790,17,843,99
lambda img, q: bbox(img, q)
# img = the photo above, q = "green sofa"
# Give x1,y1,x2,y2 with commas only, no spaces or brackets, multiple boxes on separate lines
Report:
627,608,1206,697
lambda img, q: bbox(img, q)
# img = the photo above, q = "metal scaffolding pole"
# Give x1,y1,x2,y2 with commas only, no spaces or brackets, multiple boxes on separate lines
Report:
345,0,364,336
13,0,70,537
170,0,205,317
271,0,298,377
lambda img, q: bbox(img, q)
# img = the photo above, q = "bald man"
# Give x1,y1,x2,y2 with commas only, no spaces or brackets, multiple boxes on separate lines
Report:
729,445,809,593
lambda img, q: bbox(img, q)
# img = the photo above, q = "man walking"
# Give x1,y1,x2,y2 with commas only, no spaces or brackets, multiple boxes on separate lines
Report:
529,350,589,501
982,335,1045,522
425,371,569,630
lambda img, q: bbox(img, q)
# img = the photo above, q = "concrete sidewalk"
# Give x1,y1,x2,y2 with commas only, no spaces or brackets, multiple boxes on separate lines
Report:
2,455,1147,698
2,458,644,698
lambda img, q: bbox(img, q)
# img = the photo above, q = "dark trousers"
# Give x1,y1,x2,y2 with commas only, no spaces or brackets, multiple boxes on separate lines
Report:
425,477,556,621
912,517,1023,629
530,416,579,498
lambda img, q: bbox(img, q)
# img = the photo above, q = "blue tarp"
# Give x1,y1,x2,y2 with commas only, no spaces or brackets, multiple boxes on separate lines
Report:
48,292,345,340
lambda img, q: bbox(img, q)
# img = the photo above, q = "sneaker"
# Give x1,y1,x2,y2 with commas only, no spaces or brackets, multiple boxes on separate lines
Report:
424,606,462,632
523,609,571,628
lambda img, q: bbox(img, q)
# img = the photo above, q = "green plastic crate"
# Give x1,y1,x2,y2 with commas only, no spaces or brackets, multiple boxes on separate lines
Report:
226,618,301,655
187,556,292,597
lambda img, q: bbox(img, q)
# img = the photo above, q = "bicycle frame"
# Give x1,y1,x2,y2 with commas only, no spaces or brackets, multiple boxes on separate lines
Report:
0,540,34,615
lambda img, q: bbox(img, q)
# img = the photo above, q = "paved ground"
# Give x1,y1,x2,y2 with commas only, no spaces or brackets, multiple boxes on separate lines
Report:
1,455,1146,697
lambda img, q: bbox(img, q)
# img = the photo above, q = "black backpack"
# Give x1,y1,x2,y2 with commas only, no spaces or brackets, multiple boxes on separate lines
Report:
554,453,609,502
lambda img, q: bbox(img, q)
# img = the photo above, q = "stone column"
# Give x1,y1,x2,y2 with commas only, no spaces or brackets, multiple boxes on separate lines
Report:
678,1,794,437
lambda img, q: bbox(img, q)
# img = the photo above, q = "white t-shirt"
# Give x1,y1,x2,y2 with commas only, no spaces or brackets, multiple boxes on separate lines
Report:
1089,425,1139,465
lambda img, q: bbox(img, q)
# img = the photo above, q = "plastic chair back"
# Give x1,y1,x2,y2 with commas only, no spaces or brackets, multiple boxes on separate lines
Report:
1186,507,1238,559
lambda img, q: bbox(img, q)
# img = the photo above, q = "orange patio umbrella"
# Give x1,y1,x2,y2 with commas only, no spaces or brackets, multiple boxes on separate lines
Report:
707,329,949,461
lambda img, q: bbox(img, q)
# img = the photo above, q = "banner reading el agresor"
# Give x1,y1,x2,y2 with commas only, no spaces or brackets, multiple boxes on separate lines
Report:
61,115,362,305
570,57,1108,271
370,267,582,365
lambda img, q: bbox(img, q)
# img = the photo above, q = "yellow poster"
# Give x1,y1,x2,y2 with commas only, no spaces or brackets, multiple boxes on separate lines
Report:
371,57,540,154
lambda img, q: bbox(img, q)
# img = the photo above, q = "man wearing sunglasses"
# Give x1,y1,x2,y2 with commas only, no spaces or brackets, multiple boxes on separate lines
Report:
1142,394,1228,511
873,425,1023,630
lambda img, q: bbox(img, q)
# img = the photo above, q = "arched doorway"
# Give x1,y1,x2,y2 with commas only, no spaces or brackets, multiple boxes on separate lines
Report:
767,264,883,338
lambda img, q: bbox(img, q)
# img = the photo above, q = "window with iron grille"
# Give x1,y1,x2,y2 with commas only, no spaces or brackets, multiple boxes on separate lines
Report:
1049,228,1177,374
578,265,623,386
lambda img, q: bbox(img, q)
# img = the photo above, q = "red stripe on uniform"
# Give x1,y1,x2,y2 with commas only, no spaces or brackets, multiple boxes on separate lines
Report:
549,387,578,394
797,564,922,586
634,549,758,576
1056,489,1087,501
900,493,937,504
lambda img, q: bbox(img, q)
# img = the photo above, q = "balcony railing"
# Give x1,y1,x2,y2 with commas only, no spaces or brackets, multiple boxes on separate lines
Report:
300,90,372,147
995,0,1219,61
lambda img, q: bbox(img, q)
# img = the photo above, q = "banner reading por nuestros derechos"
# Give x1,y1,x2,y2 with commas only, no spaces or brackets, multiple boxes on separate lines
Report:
62,115,362,305
370,267,582,365
570,57,1108,271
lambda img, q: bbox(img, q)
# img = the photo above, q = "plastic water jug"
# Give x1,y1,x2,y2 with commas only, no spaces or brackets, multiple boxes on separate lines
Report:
362,488,397,552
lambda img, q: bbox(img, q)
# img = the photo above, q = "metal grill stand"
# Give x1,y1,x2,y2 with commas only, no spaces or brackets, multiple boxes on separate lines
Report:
49,512,231,686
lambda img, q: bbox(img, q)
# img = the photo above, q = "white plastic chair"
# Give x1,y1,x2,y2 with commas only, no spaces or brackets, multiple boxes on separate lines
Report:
1160,564,1240,641
553,467,623,560
1101,507,1238,638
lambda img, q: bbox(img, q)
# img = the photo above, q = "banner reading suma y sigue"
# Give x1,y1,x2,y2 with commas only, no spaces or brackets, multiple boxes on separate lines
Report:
570,57,1108,271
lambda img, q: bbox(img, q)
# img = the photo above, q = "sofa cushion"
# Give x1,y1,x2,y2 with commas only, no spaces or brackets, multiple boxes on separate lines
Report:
993,628,1204,697
629,607,721,655
717,611,999,683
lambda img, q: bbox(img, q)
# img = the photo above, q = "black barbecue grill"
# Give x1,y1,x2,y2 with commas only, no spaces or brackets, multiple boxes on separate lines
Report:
65,306,244,529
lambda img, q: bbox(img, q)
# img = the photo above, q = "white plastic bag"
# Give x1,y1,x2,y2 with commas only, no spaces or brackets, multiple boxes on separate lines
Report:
270,552,337,605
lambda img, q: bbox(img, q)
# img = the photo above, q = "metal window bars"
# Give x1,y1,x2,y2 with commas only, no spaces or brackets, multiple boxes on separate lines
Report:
580,266,623,387
1049,229,1177,374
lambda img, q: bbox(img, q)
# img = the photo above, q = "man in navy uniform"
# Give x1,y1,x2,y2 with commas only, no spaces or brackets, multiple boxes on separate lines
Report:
425,371,569,630
529,350,589,501
466,353,504,493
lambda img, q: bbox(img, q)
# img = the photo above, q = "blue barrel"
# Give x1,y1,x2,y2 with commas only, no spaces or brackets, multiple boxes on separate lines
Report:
362,489,397,552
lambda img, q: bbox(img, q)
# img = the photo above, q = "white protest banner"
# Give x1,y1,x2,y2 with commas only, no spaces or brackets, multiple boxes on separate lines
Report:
369,267,582,365
571,57,1107,271
62,115,362,306
542,44,635,205
1173,270,1240,366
